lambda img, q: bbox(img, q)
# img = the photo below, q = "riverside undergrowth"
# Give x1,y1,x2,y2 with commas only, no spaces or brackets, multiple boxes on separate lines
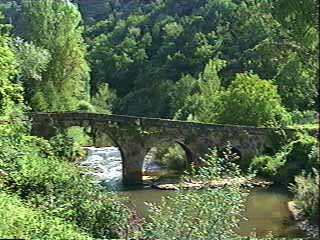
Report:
0,119,133,239
138,147,255,239
0,25,133,239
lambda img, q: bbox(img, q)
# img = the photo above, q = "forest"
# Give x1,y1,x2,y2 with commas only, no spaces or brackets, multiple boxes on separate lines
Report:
0,0,319,239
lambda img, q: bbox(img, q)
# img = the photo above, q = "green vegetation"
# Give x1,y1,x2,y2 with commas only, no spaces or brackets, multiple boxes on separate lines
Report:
156,145,187,171
140,149,252,239
0,0,318,238
217,73,291,127
83,0,318,120
21,0,90,111
290,169,319,224
0,192,91,240
251,132,318,185
0,10,131,239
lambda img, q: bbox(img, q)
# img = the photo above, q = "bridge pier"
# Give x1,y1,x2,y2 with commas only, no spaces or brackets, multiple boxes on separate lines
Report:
121,144,148,186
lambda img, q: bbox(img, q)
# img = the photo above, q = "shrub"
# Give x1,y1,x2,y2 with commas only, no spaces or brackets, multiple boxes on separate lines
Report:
77,100,95,112
0,192,91,240
250,146,290,177
49,133,82,161
290,169,319,224
0,28,24,117
251,132,318,184
142,187,247,239
91,83,117,113
189,147,244,182
291,110,317,125
0,120,132,239
140,148,252,239
49,126,91,162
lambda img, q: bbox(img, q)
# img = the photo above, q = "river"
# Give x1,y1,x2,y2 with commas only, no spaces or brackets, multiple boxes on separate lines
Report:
80,147,307,238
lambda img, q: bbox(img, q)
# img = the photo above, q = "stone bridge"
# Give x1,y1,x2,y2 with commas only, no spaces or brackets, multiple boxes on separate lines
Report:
29,112,294,186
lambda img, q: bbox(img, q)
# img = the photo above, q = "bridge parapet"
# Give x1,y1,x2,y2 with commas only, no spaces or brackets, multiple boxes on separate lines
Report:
29,112,295,135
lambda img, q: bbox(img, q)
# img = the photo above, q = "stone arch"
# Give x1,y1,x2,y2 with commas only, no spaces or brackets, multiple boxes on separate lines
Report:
175,141,195,165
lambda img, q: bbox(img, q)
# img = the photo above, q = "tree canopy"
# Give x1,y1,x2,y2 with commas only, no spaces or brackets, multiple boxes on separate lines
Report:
21,0,90,111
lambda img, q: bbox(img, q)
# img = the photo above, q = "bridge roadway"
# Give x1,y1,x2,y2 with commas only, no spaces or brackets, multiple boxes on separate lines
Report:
29,112,295,186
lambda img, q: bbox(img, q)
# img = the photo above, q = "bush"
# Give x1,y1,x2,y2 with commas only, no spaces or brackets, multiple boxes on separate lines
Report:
0,120,132,239
250,147,290,177
140,148,252,239
0,192,90,240
91,83,117,113
77,100,95,112
188,147,245,182
290,169,319,224
251,132,318,184
142,187,247,239
291,110,317,125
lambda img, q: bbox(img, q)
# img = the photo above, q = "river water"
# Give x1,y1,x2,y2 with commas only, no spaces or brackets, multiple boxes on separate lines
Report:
81,147,306,238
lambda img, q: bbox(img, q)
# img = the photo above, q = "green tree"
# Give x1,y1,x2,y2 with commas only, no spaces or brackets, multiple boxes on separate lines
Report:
86,0,236,117
290,169,319,224
174,59,225,122
0,193,90,240
91,83,117,113
21,0,90,111
272,0,319,110
12,38,51,107
0,16,23,118
218,73,291,127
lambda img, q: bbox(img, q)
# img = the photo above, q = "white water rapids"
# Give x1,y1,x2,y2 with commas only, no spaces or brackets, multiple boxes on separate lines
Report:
79,147,161,188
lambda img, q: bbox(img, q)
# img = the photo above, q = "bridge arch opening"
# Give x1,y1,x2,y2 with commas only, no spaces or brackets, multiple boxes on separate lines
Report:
143,141,193,179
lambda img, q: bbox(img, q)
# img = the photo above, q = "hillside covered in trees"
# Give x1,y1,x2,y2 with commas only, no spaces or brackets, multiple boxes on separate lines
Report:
0,0,319,239
1,0,318,124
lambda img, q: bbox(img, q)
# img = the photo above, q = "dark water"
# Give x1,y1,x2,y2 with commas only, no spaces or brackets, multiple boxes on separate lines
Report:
122,186,306,238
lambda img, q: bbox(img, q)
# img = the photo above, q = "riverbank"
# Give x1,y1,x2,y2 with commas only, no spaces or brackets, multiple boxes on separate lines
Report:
150,177,272,190
288,201,319,239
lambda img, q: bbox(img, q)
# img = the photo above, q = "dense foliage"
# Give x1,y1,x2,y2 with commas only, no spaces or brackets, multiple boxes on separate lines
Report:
0,0,318,238
0,102,131,239
0,11,132,239
290,169,319,225
1,0,318,123
217,73,291,127
140,149,252,239
82,0,318,120
251,132,318,185
21,0,90,111
0,17,23,117
0,192,91,240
